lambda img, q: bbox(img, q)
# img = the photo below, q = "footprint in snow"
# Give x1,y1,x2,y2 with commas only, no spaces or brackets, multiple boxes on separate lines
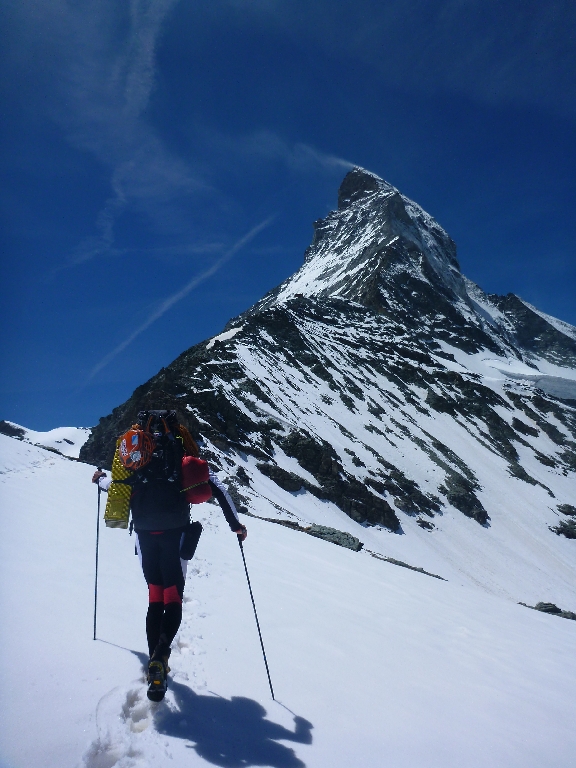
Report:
80,684,151,768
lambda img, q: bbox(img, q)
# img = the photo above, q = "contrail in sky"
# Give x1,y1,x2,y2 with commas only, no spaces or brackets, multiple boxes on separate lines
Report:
87,217,274,381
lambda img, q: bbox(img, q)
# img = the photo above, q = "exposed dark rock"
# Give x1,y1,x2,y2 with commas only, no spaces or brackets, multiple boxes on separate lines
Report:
535,602,563,614
344,448,366,468
365,549,446,580
491,294,576,368
512,417,539,437
243,513,364,552
367,472,440,518
36,444,64,455
306,525,363,551
508,462,539,486
235,466,251,486
559,448,576,472
337,167,384,210
279,429,400,530
339,393,357,412
256,463,304,493
558,504,576,516
550,519,576,539
0,420,25,438
538,422,566,446
520,602,576,621
223,482,250,516
535,452,556,467
439,473,488,524
426,390,455,414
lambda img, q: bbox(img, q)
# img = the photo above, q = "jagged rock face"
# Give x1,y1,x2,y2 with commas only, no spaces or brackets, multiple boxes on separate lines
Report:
81,168,576,533
490,293,576,367
254,168,468,323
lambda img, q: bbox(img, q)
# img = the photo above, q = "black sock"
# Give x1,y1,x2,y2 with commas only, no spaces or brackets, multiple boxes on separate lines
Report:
150,604,182,661
146,602,164,657
159,602,182,648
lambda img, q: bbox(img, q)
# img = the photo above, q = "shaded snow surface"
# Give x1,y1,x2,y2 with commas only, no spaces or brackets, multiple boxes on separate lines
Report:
1,434,576,767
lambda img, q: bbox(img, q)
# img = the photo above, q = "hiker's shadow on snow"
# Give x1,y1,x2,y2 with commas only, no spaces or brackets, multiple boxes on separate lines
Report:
154,677,313,768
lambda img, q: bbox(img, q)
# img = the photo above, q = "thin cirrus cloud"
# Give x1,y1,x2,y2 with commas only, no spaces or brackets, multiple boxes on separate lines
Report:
8,2,361,269
199,126,356,176
86,216,274,382
243,131,355,174
53,2,352,266
19,0,202,266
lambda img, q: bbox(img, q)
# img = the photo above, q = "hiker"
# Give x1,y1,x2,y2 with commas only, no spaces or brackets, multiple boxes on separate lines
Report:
92,410,247,701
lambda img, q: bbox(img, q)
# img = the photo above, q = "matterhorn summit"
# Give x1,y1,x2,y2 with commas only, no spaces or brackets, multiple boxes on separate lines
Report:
256,167,467,309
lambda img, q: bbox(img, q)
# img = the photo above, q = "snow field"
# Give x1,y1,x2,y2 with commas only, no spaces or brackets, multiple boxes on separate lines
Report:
1,423,92,458
2,434,576,767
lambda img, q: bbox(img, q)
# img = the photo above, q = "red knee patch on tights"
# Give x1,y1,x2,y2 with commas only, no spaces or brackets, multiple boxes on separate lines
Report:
163,585,182,605
148,584,164,603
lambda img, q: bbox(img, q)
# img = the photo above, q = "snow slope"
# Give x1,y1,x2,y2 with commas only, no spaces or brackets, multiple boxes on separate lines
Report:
0,421,91,458
2,435,576,768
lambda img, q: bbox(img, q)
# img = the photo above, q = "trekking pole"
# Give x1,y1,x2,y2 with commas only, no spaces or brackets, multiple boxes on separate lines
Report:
93,468,102,641
237,537,275,700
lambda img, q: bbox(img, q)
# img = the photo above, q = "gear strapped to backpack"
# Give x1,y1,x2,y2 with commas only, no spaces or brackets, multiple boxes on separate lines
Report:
119,411,184,484
104,410,212,528
103,438,133,528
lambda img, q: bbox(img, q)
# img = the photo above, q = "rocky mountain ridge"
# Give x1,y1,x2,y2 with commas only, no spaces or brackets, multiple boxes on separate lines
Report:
80,169,576,579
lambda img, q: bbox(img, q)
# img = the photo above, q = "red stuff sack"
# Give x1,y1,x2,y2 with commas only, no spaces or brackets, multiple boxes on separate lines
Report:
181,456,212,504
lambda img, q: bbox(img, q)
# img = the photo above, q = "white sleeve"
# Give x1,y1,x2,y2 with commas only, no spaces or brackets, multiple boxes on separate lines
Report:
208,470,241,527
98,476,112,492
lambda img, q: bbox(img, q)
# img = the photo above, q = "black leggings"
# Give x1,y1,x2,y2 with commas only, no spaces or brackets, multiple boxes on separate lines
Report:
136,528,186,658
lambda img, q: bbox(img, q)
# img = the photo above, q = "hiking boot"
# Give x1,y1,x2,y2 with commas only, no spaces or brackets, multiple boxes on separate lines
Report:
147,659,168,702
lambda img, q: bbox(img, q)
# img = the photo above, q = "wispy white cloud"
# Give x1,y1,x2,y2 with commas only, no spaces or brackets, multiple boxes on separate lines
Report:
10,0,201,265
243,131,355,173
86,216,274,381
66,0,202,263
200,127,356,175
7,2,360,270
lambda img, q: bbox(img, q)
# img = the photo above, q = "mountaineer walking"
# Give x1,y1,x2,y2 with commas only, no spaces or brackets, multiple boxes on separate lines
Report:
92,409,246,701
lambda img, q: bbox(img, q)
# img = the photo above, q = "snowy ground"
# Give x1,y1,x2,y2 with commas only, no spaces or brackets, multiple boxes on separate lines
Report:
1,434,576,768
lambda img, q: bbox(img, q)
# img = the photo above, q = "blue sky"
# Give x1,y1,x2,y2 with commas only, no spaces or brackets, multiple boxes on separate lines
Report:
1,0,575,430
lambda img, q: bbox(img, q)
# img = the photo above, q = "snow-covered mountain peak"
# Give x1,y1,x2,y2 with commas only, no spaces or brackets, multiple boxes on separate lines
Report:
254,167,465,312
81,169,576,606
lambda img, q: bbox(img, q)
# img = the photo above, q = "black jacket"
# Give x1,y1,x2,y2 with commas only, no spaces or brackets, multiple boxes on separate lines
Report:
98,470,241,532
